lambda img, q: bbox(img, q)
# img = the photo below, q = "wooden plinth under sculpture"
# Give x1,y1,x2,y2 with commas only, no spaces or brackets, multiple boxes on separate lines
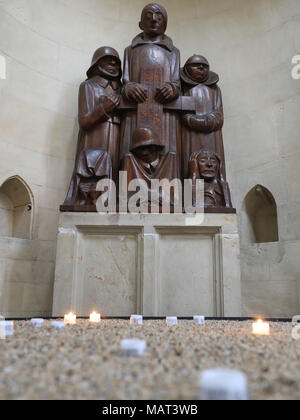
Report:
53,3,241,317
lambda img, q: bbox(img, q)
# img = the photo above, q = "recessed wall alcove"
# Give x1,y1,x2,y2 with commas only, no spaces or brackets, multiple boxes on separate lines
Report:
0,176,34,240
243,185,279,244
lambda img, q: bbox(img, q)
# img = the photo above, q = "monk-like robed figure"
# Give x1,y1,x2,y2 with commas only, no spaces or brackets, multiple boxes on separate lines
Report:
61,47,122,209
181,55,226,180
120,3,181,175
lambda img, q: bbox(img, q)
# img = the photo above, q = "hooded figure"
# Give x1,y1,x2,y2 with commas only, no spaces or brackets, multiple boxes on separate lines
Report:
181,55,226,181
188,150,232,209
120,3,181,175
121,127,180,186
61,47,122,210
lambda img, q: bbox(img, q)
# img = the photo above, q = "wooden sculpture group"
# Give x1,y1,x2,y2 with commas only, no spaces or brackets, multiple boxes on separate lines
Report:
61,3,234,213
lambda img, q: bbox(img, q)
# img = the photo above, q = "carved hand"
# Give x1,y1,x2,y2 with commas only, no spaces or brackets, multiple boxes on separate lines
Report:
126,83,148,103
155,83,175,104
101,95,120,113
183,114,207,132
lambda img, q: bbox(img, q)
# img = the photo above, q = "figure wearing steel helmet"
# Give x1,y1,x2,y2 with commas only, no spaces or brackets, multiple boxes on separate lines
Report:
181,55,226,181
120,127,180,194
61,47,122,209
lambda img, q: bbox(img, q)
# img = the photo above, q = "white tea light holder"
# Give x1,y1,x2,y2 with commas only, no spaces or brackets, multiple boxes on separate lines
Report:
166,317,178,325
0,321,14,337
51,321,66,330
31,318,44,328
193,316,205,325
130,315,143,325
121,339,146,356
199,369,248,400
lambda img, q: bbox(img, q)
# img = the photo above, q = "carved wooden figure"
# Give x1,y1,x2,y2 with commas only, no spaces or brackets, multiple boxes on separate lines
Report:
188,150,233,210
120,3,181,175
181,55,226,180
61,47,122,211
121,127,179,183
121,127,180,209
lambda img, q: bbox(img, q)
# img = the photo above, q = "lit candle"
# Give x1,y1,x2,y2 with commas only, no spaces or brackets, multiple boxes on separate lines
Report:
64,312,76,325
89,312,101,323
252,319,270,336
130,315,143,325
166,316,178,326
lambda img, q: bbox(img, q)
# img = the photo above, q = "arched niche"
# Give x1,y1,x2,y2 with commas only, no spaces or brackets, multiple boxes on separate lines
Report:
243,185,279,244
0,176,34,239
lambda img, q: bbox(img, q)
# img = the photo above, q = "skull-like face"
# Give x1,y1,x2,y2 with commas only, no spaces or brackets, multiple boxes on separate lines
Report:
198,153,219,181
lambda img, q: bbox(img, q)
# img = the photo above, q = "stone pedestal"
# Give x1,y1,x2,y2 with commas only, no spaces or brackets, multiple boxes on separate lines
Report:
52,213,241,317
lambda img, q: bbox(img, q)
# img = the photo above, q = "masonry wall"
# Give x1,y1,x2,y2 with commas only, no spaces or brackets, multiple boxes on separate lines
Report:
0,0,299,317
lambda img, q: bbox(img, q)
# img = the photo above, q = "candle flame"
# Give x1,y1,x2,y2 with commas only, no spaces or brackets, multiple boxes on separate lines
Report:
64,312,76,325
89,312,101,323
252,319,270,336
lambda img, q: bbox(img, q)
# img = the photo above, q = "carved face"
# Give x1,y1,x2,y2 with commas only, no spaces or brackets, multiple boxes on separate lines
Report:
187,63,210,83
134,145,161,164
140,7,166,37
198,154,219,180
97,56,121,79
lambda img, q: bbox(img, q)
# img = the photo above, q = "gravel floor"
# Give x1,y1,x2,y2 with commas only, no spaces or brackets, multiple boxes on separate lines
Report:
0,320,299,400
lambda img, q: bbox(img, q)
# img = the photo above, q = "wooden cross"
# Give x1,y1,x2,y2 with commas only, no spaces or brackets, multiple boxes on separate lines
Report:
118,66,196,143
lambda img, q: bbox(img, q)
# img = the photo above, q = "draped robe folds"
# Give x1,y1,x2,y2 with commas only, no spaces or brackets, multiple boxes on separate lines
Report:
62,75,121,206
121,151,180,207
120,34,182,177
181,72,226,180
121,151,179,187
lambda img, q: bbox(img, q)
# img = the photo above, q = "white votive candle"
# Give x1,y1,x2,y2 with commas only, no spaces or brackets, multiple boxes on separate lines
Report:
121,339,146,356
0,321,14,337
194,316,205,325
200,369,249,400
252,319,270,336
130,315,143,325
89,312,101,323
64,312,76,325
51,321,66,330
166,317,178,325
31,318,44,328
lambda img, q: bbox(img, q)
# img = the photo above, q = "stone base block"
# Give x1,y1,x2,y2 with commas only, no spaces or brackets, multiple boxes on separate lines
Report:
53,213,242,317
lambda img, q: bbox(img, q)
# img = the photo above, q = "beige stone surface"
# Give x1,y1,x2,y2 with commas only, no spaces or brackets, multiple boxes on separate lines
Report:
0,237,54,318
0,0,299,317
53,213,242,317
